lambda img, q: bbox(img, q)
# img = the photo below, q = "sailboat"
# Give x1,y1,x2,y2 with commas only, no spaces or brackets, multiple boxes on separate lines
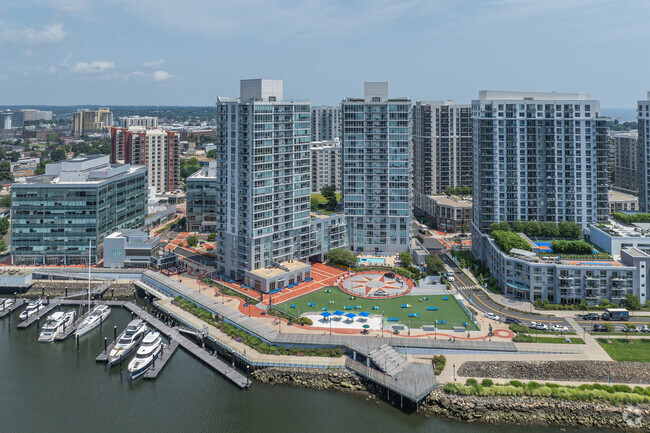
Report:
74,240,111,337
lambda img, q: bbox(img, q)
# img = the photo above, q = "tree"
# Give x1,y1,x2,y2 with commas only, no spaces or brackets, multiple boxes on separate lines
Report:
0,239,6,253
625,294,641,311
207,149,217,159
180,158,202,180
424,254,445,275
0,218,9,235
603,323,615,333
321,185,337,210
490,222,510,233
444,186,454,196
0,195,10,208
461,223,469,233
399,252,412,268
326,248,356,268
207,232,216,242
558,221,582,239
511,220,525,233
186,236,198,247
50,148,67,162
476,273,484,287
540,221,559,237
523,221,540,237
460,186,472,196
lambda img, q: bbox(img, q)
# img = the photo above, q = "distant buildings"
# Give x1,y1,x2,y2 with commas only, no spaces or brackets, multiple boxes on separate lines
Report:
311,106,341,141
310,139,342,192
0,110,20,130
73,108,113,136
20,109,53,122
413,101,472,196
121,116,158,128
471,91,608,237
611,131,639,194
11,155,147,265
414,194,472,233
110,126,180,193
342,82,412,253
10,157,40,182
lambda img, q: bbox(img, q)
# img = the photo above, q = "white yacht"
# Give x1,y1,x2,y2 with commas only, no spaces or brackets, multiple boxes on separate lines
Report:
107,319,149,366
74,304,111,337
38,310,76,342
0,298,14,312
128,330,164,379
19,298,45,321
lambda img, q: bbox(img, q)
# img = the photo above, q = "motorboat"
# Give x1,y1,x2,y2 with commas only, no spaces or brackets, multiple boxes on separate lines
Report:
74,304,111,337
107,319,149,366
38,310,76,342
128,330,164,379
19,298,46,321
0,298,14,312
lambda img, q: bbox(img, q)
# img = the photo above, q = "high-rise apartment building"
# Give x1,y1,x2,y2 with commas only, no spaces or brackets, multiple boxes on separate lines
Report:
214,79,312,280
341,82,412,253
413,101,472,196
121,116,158,128
311,106,341,141
637,94,650,211
73,108,113,136
612,131,639,194
471,91,609,239
10,155,147,265
110,127,180,193
20,109,53,122
310,139,342,192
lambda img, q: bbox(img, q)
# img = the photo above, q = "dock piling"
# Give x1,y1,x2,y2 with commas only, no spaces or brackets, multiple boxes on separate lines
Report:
104,337,107,353
76,334,79,353
36,317,39,337
114,325,117,342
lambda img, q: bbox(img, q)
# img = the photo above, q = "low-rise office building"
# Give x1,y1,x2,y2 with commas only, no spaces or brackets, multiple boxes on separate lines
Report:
10,155,147,265
103,229,176,269
608,190,639,214
414,194,472,233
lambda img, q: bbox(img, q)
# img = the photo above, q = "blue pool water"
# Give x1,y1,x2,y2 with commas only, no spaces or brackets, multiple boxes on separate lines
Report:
358,258,386,264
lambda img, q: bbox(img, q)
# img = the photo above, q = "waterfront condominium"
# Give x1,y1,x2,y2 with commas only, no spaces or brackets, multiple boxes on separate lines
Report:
10,155,147,265
214,79,312,280
341,82,412,253
612,131,639,195
413,101,472,196
637,93,650,211
471,90,609,241
110,126,180,193
311,105,341,141
310,139,342,192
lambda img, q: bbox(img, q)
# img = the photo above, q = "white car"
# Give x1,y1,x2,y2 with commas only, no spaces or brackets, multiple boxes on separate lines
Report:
641,325,649,333
535,323,549,331
485,312,500,321
551,324,569,333
447,276,455,282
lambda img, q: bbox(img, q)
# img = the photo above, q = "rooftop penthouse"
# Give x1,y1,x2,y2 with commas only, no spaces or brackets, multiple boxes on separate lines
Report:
23,155,145,185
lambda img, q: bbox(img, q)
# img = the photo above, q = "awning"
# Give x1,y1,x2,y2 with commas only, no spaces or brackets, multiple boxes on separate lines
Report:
320,312,332,318
333,310,344,316
358,312,370,317
344,313,356,319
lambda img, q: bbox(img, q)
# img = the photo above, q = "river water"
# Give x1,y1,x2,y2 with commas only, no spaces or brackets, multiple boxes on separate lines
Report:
1,307,614,433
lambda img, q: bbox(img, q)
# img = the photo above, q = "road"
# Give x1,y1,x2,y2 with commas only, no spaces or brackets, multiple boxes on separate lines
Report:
440,254,650,332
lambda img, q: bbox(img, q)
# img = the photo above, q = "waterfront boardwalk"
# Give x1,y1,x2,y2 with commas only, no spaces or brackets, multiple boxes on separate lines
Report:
17,299,61,328
143,339,179,380
0,298,25,318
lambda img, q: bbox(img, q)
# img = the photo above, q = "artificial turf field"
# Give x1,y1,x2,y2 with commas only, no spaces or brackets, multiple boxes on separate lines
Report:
275,286,477,330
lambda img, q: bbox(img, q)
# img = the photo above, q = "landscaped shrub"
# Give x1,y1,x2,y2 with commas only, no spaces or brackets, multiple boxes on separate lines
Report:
493,230,531,253
613,384,632,393
481,378,494,387
433,355,446,375
466,378,478,386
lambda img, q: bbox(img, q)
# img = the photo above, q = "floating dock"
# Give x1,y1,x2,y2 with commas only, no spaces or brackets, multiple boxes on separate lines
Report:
0,298,25,318
17,299,61,329
143,340,180,380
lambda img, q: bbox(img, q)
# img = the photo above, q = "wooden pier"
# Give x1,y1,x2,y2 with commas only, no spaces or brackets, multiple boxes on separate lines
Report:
95,339,117,363
0,298,25,318
17,299,61,329
143,340,180,380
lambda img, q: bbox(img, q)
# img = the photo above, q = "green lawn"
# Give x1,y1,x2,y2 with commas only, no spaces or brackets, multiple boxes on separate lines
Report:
275,287,476,330
596,338,650,361
513,334,585,344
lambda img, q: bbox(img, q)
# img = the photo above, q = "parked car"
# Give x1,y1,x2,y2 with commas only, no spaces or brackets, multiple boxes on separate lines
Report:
535,323,549,331
583,313,599,320
622,325,640,333
485,312,500,321
592,324,606,332
528,321,539,329
504,317,522,325
551,324,569,333
641,325,649,333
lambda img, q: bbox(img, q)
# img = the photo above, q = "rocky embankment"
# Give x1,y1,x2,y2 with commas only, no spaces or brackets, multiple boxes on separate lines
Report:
252,367,369,393
23,281,137,300
458,361,650,384
253,367,650,430
424,388,650,430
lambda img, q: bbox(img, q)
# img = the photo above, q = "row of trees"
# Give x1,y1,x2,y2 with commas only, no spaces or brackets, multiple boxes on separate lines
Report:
326,248,446,277
612,211,650,225
550,239,593,255
444,186,472,196
490,220,582,239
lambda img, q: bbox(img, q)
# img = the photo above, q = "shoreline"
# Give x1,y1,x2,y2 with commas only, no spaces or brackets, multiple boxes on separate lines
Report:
252,367,650,431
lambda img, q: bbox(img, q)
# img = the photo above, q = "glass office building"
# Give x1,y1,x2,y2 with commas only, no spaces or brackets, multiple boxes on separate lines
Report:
11,155,147,265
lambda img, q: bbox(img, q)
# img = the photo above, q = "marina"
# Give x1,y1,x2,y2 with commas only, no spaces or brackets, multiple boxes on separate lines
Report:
17,298,61,328
0,297,24,318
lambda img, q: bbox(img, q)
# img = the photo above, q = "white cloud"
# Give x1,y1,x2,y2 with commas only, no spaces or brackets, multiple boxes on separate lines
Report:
153,70,173,81
142,59,165,67
0,23,67,45
71,60,115,74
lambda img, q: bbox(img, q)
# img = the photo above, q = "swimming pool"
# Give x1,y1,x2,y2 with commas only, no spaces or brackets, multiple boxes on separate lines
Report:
358,258,386,265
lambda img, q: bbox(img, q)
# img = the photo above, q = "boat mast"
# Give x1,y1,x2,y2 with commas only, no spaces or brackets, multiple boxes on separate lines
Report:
88,239,91,311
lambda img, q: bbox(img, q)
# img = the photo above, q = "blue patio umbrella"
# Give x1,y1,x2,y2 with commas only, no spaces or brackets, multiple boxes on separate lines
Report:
344,312,357,319
358,312,370,317
333,310,344,316
320,312,332,318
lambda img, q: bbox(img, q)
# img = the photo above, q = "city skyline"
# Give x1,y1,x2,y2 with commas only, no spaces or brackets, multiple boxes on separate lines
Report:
2,0,650,107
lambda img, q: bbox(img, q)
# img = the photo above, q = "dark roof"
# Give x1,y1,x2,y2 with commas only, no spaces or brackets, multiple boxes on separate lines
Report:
422,237,445,252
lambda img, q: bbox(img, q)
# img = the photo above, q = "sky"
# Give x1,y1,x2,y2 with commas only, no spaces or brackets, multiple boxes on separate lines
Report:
1,0,649,107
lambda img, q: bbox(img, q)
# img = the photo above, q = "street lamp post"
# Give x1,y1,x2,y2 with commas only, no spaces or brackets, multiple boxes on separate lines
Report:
453,363,456,382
